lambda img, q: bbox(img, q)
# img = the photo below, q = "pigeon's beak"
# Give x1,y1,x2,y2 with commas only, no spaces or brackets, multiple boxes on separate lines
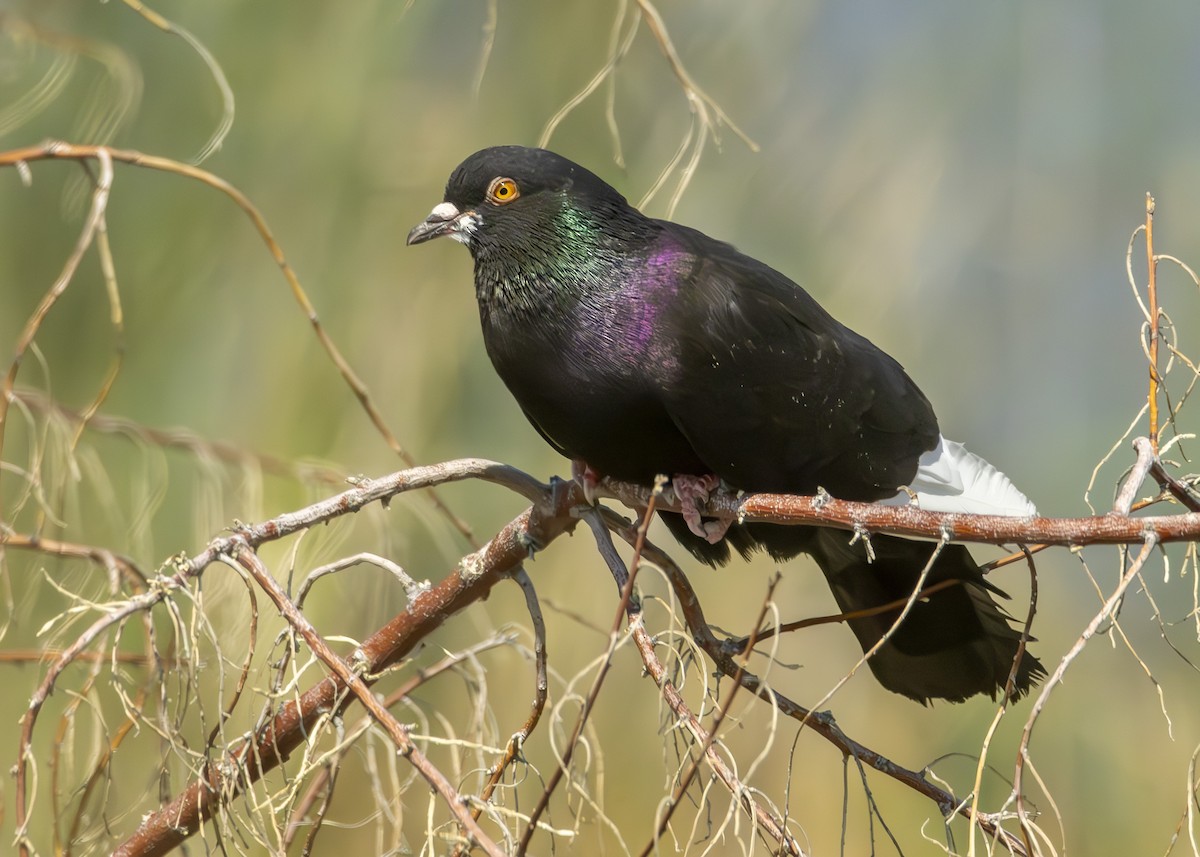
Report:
406,202,477,246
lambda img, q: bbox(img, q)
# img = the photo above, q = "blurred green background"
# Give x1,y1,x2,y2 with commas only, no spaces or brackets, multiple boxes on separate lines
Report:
2,1,1199,854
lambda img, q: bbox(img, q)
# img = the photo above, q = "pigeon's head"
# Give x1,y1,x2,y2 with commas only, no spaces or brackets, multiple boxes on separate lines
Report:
406,146,635,256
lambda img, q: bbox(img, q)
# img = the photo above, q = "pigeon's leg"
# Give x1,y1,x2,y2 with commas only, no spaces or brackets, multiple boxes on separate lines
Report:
672,474,732,544
572,459,601,504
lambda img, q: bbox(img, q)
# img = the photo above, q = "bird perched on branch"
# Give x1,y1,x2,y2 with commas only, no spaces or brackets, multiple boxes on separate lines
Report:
408,145,1043,704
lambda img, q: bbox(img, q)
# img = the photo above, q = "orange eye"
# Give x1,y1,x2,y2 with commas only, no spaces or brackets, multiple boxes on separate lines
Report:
486,177,520,205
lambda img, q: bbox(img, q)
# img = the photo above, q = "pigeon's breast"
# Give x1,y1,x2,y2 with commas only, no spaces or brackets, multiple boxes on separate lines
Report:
479,271,702,482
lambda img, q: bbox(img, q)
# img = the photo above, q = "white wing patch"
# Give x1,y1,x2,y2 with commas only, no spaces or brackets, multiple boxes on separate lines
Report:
879,436,1037,516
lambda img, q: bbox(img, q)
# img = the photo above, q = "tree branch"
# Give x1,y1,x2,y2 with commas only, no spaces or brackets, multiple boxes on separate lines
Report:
598,471,1200,546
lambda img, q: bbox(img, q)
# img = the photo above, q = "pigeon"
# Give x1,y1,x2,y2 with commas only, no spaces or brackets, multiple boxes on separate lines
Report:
408,145,1043,704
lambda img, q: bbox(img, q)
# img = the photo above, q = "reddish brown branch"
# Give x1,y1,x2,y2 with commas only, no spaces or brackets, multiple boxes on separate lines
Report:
599,475,1200,545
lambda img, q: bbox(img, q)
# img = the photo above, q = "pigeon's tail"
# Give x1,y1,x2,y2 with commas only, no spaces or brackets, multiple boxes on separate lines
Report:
880,436,1037,516
657,514,1044,704
796,528,1044,704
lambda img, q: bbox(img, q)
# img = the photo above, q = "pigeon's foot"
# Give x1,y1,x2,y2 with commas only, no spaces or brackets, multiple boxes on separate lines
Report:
572,460,601,504
672,474,731,544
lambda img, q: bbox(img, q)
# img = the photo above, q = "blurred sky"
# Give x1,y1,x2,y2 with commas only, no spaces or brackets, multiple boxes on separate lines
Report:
2,1,1199,854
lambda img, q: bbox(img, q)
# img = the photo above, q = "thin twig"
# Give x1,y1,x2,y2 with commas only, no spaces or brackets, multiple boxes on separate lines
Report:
282,632,516,852
799,539,948,722
538,0,639,153
965,548,1039,857
1146,193,1161,454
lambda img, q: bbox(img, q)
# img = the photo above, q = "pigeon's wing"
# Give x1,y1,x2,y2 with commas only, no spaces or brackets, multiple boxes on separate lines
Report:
652,225,939,500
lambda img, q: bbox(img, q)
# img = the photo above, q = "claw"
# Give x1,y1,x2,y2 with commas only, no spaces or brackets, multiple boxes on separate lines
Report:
672,474,732,544
572,459,601,505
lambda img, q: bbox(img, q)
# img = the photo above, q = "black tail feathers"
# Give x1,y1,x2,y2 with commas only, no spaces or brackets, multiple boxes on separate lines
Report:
658,511,1044,704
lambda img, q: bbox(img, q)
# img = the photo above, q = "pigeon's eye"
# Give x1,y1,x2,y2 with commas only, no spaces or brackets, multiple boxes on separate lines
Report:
486,177,520,205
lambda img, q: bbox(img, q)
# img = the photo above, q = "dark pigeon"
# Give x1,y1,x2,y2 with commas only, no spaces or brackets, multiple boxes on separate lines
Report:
408,145,1044,704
